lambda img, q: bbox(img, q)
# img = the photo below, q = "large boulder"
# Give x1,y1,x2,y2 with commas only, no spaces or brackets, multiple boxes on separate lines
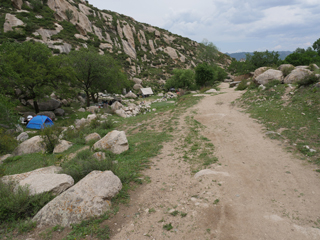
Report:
38,99,61,111
133,84,143,90
132,78,143,84
111,101,123,111
54,108,65,116
284,68,313,84
115,109,127,118
278,64,294,71
18,173,74,196
85,133,101,143
93,130,129,154
33,170,122,227
253,67,269,80
124,92,137,98
53,140,73,154
13,136,46,156
255,69,283,85
11,0,23,10
164,47,178,60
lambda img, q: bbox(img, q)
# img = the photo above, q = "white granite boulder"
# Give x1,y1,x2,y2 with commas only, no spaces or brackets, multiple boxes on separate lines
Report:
53,140,73,154
255,69,283,85
16,132,29,142
85,133,101,143
33,170,122,227
284,68,313,84
93,130,129,154
13,136,45,156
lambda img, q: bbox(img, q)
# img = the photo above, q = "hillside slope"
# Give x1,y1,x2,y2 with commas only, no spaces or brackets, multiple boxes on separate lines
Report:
1,0,231,86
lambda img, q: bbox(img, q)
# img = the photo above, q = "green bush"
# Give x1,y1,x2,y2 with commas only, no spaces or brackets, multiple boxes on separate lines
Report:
0,129,18,155
297,75,319,87
0,180,54,223
236,79,248,90
60,150,117,183
281,66,295,77
40,126,61,153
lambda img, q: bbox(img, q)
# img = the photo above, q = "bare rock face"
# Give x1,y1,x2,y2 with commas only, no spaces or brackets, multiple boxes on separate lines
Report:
164,47,178,60
138,30,147,45
4,13,24,32
47,0,92,35
32,170,122,227
255,69,283,85
93,25,105,41
53,140,73,154
11,0,23,10
284,68,313,84
121,39,136,59
85,133,101,143
13,136,45,156
18,173,74,195
93,130,129,154
149,40,156,54
123,23,135,50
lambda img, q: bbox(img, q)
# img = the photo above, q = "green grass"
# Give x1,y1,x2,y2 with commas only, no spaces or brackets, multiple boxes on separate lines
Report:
238,83,320,163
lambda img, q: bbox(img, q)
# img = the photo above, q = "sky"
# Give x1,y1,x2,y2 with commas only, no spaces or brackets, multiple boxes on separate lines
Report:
87,0,320,53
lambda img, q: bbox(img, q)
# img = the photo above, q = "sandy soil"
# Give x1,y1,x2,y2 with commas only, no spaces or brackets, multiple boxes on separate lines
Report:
109,83,320,240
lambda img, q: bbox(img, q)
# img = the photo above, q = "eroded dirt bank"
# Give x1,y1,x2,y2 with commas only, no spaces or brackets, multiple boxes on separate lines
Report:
110,83,320,240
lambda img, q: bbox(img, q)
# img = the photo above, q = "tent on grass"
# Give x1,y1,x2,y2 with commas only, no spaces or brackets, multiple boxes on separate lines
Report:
26,115,54,130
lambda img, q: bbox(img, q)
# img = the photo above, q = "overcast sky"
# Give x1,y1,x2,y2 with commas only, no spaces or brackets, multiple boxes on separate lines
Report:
87,0,320,53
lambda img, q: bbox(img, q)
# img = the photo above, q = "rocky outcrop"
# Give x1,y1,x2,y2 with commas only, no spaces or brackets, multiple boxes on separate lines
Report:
278,64,294,71
11,0,23,10
253,67,269,80
164,47,178,60
13,136,45,156
124,92,137,98
121,39,136,59
255,69,283,85
33,170,122,227
4,13,24,32
133,83,143,90
93,130,129,154
17,132,29,142
284,68,313,84
133,78,143,84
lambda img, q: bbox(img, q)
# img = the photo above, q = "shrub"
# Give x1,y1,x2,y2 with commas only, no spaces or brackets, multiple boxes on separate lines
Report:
40,126,61,153
236,79,248,90
0,129,18,155
0,180,54,223
297,75,320,87
60,150,117,183
264,80,282,90
281,66,294,77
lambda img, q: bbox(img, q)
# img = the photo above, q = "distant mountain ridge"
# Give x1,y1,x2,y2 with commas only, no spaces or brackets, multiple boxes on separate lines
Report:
225,51,293,61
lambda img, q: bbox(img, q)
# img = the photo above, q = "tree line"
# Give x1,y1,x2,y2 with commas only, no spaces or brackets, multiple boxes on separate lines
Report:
228,38,320,75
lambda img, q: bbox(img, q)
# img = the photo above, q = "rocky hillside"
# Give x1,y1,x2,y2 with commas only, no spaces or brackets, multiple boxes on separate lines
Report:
1,0,231,86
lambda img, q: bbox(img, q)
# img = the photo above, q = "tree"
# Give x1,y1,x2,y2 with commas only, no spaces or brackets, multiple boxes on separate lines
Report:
246,50,281,70
0,41,71,113
68,48,131,107
197,39,219,65
65,9,74,22
312,38,320,54
0,94,19,129
195,63,215,86
284,50,320,66
165,69,195,90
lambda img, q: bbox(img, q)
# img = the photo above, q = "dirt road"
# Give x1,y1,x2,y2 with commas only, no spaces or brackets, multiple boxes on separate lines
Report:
110,83,320,240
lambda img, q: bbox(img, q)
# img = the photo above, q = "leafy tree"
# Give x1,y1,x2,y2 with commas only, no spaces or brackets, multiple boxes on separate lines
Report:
65,9,74,22
246,50,281,70
197,39,219,65
284,48,320,66
0,94,19,129
164,69,195,90
227,60,252,75
68,48,131,107
0,41,71,113
195,63,215,86
312,38,320,54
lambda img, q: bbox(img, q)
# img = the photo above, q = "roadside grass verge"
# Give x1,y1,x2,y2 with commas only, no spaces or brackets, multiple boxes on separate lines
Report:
238,83,320,164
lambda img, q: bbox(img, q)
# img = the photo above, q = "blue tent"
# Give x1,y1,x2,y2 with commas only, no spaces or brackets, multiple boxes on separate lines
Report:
26,115,54,130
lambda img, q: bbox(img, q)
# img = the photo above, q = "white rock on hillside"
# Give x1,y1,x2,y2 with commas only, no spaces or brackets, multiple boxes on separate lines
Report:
255,69,283,85
16,132,29,142
33,170,122,227
53,140,73,154
18,173,74,195
93,130,129,154
85,133,101,143
164,47,178,60
133,78,143,84
284,68,313,84
13,136,45,156
4,13,25,32
253,67,269,80
11,0,23,10
278,64,294,71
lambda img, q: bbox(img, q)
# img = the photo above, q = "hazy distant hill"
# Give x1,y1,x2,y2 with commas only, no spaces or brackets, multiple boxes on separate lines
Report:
225,51,293,61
